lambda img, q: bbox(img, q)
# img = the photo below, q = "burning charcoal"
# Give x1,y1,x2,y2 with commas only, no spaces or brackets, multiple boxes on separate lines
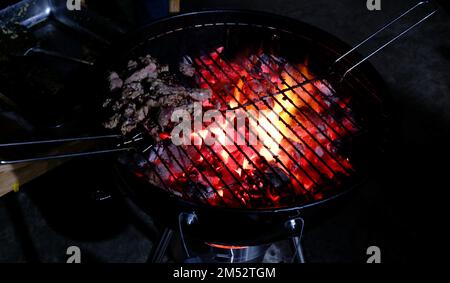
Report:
314,80,334,96
315,147,325,157
202,186,217,200
270,54,286,65
184,182,208,200
266,167,290,188
147,144,164,163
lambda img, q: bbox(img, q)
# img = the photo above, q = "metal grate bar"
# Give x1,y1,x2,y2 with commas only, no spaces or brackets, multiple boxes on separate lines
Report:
183,140,249,206
210,50,345,177
196,133,276,206
193,66,307,198
138,151,172,193
299,50,382,115
263,56,358,135
149,145,210,204
195,55,317,196
199,50,344,179
253,54,350,141
161,143,219,204
165,143,237,206
241,54,354,174
212,55,336,180
268,55,360,131
176,60,274,204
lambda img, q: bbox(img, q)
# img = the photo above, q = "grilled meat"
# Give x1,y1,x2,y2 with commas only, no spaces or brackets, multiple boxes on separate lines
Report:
102,55,211,140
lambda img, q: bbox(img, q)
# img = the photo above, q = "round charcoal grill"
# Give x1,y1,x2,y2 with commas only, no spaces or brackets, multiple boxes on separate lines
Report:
113,11,389,205
3,6,434,245
107,10,392,244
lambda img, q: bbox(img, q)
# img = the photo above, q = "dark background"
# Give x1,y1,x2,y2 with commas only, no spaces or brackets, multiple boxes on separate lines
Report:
0,0,449,263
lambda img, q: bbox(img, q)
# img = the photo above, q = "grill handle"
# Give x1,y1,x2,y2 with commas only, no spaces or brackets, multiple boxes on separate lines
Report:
332,1,437,81
0,134,141,165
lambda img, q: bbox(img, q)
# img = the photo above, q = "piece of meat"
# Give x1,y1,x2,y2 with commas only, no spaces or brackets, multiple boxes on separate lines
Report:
125,62,158,84
123,103,136,118
120,120,137,134
103,54,212,140
188,88,212,101
158,107,174,128
103,113,120,129
127,60,138,71
102,98,112,108
136,106,149,122
108,72,123,91
123,82,144,99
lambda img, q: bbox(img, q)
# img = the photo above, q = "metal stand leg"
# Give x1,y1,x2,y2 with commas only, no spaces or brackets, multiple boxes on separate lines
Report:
291,236,305,263
286,218,306,263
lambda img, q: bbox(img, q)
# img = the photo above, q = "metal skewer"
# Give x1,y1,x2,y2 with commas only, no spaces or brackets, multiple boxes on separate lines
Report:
228,1,437,110
335,1,437,80
0,134,122,147
0,133,143,165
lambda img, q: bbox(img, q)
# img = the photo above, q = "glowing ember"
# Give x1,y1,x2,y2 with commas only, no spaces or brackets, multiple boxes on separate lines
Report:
146,47,359,208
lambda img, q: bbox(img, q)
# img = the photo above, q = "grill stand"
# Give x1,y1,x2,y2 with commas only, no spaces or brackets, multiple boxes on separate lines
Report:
291,237,306,263
149,213,306,263
287,218,306,263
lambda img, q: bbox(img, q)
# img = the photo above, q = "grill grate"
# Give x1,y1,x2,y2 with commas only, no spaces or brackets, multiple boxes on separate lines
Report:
139,42,365,209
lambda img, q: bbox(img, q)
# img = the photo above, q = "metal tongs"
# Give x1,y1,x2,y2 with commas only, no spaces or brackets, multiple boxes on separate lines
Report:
0,1,438,165
233,0,437,110
0,133,144,165
330,0,437,80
